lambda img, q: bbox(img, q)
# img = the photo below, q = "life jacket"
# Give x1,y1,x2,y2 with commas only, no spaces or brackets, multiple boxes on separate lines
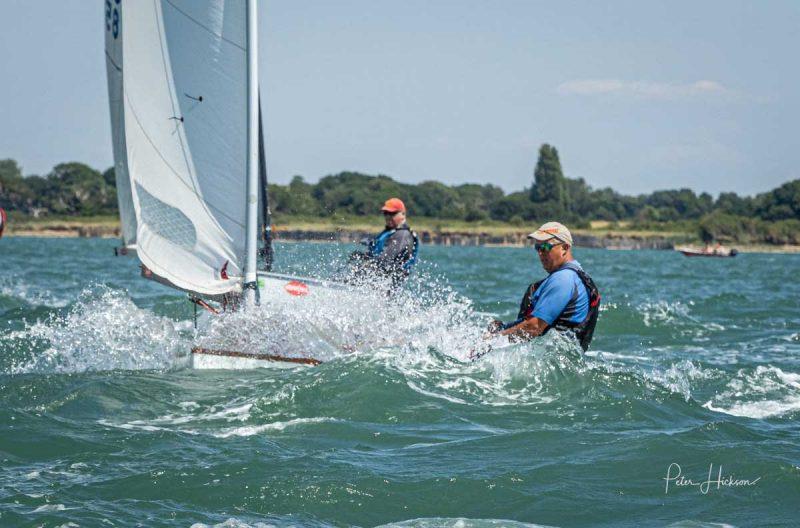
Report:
517,262,601,351
367,225,419,272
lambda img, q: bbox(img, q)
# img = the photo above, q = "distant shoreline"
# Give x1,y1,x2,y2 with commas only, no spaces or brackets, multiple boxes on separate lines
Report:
5,218,799,253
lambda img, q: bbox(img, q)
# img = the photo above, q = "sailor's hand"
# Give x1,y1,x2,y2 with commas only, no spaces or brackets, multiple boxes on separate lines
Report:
483,319,505,339
485,319,504,336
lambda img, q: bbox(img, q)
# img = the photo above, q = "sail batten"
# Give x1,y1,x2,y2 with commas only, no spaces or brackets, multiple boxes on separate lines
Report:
105,0,249,296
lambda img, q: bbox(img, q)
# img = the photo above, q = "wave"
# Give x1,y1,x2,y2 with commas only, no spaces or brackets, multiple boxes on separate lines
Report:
3,273,794,429
1,276,721,416
0,276,73,309
91,348,722,443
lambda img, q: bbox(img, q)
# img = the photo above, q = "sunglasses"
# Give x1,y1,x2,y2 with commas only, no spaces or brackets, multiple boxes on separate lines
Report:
534,241,564,253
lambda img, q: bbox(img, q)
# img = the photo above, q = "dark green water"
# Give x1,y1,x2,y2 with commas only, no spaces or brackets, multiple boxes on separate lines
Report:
1,238,798,527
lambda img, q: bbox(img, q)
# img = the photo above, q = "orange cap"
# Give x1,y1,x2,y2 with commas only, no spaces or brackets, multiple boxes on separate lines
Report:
380,198,406,213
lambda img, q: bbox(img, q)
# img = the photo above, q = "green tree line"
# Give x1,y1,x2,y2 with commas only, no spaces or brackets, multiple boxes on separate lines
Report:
2,145,799,244
0,159,117,217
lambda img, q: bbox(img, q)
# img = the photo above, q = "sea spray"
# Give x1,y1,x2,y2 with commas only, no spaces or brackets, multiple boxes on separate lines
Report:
3,285,187,374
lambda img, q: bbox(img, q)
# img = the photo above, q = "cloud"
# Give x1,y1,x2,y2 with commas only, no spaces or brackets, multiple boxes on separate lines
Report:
556,79,735,100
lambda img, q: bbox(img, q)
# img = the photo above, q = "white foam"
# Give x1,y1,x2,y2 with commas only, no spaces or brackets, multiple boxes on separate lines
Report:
704,397,800,419
585,350,649,361
375,518,554,528
704,365,800,419
638,300,692,327
406,380,469,404
214,417,338,438
31,504,67,513
97,419,179,433
97,398,261,436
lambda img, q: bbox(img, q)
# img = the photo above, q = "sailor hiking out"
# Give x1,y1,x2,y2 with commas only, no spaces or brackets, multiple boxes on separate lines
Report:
487,221,600,351
349,197,419,287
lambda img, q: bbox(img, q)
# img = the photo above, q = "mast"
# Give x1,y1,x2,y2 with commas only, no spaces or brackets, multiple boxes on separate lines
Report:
244,0,260,304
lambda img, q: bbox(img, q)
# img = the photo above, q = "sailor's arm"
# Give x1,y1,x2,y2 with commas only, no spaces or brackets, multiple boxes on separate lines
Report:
492,274,572,340
498,317,549,340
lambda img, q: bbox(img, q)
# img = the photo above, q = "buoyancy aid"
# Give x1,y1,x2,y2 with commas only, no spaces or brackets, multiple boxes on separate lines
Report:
516,262,601,351
367,225,419,272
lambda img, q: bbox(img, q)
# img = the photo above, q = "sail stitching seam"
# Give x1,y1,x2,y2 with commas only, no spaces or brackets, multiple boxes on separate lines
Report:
163,0,246,51
151,0,246,229
124,90,245,229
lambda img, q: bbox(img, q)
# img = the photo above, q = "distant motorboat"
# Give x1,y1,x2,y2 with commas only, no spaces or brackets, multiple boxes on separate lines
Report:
675,245,738,258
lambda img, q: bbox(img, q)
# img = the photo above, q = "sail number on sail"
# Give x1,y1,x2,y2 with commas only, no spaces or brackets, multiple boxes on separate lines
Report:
105,0,121,39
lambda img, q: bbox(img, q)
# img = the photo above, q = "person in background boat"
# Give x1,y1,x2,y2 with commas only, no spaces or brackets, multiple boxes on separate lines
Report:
349,198,419,286
0,207,6,239
486,221,600,351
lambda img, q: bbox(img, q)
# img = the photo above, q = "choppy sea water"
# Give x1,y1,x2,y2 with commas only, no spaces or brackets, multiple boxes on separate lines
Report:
1,237,798,527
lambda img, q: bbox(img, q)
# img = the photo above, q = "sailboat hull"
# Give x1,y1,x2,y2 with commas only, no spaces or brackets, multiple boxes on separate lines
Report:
190,347,319,369
189,272,341,370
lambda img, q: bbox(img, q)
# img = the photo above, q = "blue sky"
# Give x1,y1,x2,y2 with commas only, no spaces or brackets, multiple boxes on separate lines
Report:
0,0,797,195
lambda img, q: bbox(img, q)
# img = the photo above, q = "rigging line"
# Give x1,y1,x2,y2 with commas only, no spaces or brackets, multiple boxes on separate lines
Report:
163,0,245,52
123,91,245,230
151,0,245,230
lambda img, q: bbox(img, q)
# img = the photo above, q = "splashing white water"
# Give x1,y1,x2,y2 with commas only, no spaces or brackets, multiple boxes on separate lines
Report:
195,274,481,364
6,286,188,374
643,359,720,401
197,273,593,407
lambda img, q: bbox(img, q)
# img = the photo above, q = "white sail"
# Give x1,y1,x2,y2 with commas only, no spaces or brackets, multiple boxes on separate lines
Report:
106,0,249,296
104,0,137,248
